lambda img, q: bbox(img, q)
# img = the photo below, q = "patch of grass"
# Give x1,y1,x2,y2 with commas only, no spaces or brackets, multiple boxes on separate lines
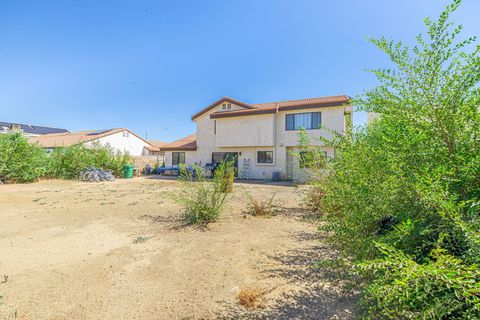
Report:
238,287,266,309
132,235,149,244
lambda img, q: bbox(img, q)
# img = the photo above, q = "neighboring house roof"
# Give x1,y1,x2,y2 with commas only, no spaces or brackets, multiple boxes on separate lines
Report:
192,95,351,120
29,128,154,149
148,140,167,148
146,140,167,152
0,121,69,135
160,134,197,151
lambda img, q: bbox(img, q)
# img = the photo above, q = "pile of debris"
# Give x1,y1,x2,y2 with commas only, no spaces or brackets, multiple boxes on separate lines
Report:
79,168,115,182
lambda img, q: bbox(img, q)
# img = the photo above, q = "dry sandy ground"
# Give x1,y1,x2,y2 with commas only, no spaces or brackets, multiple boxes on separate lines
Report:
0,177,356,319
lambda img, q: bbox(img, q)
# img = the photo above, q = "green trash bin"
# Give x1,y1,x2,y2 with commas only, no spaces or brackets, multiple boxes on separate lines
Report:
122,165,134,178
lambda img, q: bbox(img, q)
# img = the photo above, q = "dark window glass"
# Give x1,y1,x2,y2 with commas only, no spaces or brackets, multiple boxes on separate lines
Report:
257,151,273,164
285,112,321,130
286,114,295,130
172,152,185,166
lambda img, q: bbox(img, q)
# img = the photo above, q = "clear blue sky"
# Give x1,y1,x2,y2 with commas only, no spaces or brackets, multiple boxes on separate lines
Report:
1,1,479,141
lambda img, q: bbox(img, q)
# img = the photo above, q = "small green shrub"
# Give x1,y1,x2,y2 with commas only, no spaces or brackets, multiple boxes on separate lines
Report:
174,161,233,225
0,133,49,183
302,185,325,213
245,193,279,216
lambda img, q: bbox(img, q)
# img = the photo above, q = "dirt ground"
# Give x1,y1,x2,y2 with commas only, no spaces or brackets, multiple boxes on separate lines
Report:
0,177,356,319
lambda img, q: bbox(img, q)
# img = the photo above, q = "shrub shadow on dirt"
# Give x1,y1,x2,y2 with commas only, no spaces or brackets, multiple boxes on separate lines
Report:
218,230,357,319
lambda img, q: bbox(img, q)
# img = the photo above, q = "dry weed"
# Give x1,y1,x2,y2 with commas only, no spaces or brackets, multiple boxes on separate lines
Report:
238,286,266,309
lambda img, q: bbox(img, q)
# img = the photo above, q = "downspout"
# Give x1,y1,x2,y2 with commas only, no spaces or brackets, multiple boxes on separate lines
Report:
273,104,279,166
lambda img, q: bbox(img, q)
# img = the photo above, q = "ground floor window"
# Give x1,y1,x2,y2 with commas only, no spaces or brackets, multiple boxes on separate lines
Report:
172,152,186,166
212,152,238,165
257,151,273,164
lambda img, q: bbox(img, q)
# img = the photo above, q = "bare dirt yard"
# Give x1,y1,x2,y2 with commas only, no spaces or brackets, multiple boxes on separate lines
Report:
0,177,356,319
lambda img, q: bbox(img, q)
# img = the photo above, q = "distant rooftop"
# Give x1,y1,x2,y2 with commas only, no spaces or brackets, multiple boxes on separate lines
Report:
0,121,69,135
29,128,126,148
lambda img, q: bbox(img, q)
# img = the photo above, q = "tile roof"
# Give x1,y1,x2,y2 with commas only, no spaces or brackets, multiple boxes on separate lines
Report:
253,95,350,109
146,140,167,152
29,128,154,149
192,95,351,120
0,121,69,135
159,134,197,151
148,140,167,147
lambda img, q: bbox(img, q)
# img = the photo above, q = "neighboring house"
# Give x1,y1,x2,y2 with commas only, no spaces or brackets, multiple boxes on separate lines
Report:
29,128,157,156
162,95,352,181
0,121,69,137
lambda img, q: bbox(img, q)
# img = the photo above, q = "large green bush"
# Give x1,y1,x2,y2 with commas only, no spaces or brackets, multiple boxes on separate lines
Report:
0,133,49,183
48,142,131,179
303,1,480,318
0,133,131,182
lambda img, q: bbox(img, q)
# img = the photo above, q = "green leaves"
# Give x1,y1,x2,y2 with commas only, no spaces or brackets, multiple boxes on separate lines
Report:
0,133,132,183
357,244,480,319
48,142,132,179
174,161,233,225
0,133,49,183
304,0,480,318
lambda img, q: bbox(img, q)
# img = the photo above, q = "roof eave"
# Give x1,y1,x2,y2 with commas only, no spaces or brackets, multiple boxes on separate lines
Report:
210,100,350,119
191,97,256,120
159,147,197,151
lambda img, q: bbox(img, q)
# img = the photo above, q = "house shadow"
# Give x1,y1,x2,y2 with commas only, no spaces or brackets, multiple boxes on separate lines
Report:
234,179,299,187
139,214,196,232
143,175,179,181
143,175,299,188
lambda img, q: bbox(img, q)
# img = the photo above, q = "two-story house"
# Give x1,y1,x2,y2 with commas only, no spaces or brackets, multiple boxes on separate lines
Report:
162,95,352,181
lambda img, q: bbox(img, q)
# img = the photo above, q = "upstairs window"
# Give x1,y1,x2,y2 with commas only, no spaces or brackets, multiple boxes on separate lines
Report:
222,103,232,110
286,112,321,130
122,131,130,137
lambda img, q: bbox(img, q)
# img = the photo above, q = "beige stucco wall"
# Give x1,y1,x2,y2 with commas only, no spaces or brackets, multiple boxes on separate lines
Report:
215,114,274,147
188,102,349,180
163,150,198,167
132,155,165,170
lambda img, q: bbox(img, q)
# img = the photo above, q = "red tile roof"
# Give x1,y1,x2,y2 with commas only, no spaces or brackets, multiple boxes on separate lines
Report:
159,134,197,151
192,95,351,120
148,140,167,148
